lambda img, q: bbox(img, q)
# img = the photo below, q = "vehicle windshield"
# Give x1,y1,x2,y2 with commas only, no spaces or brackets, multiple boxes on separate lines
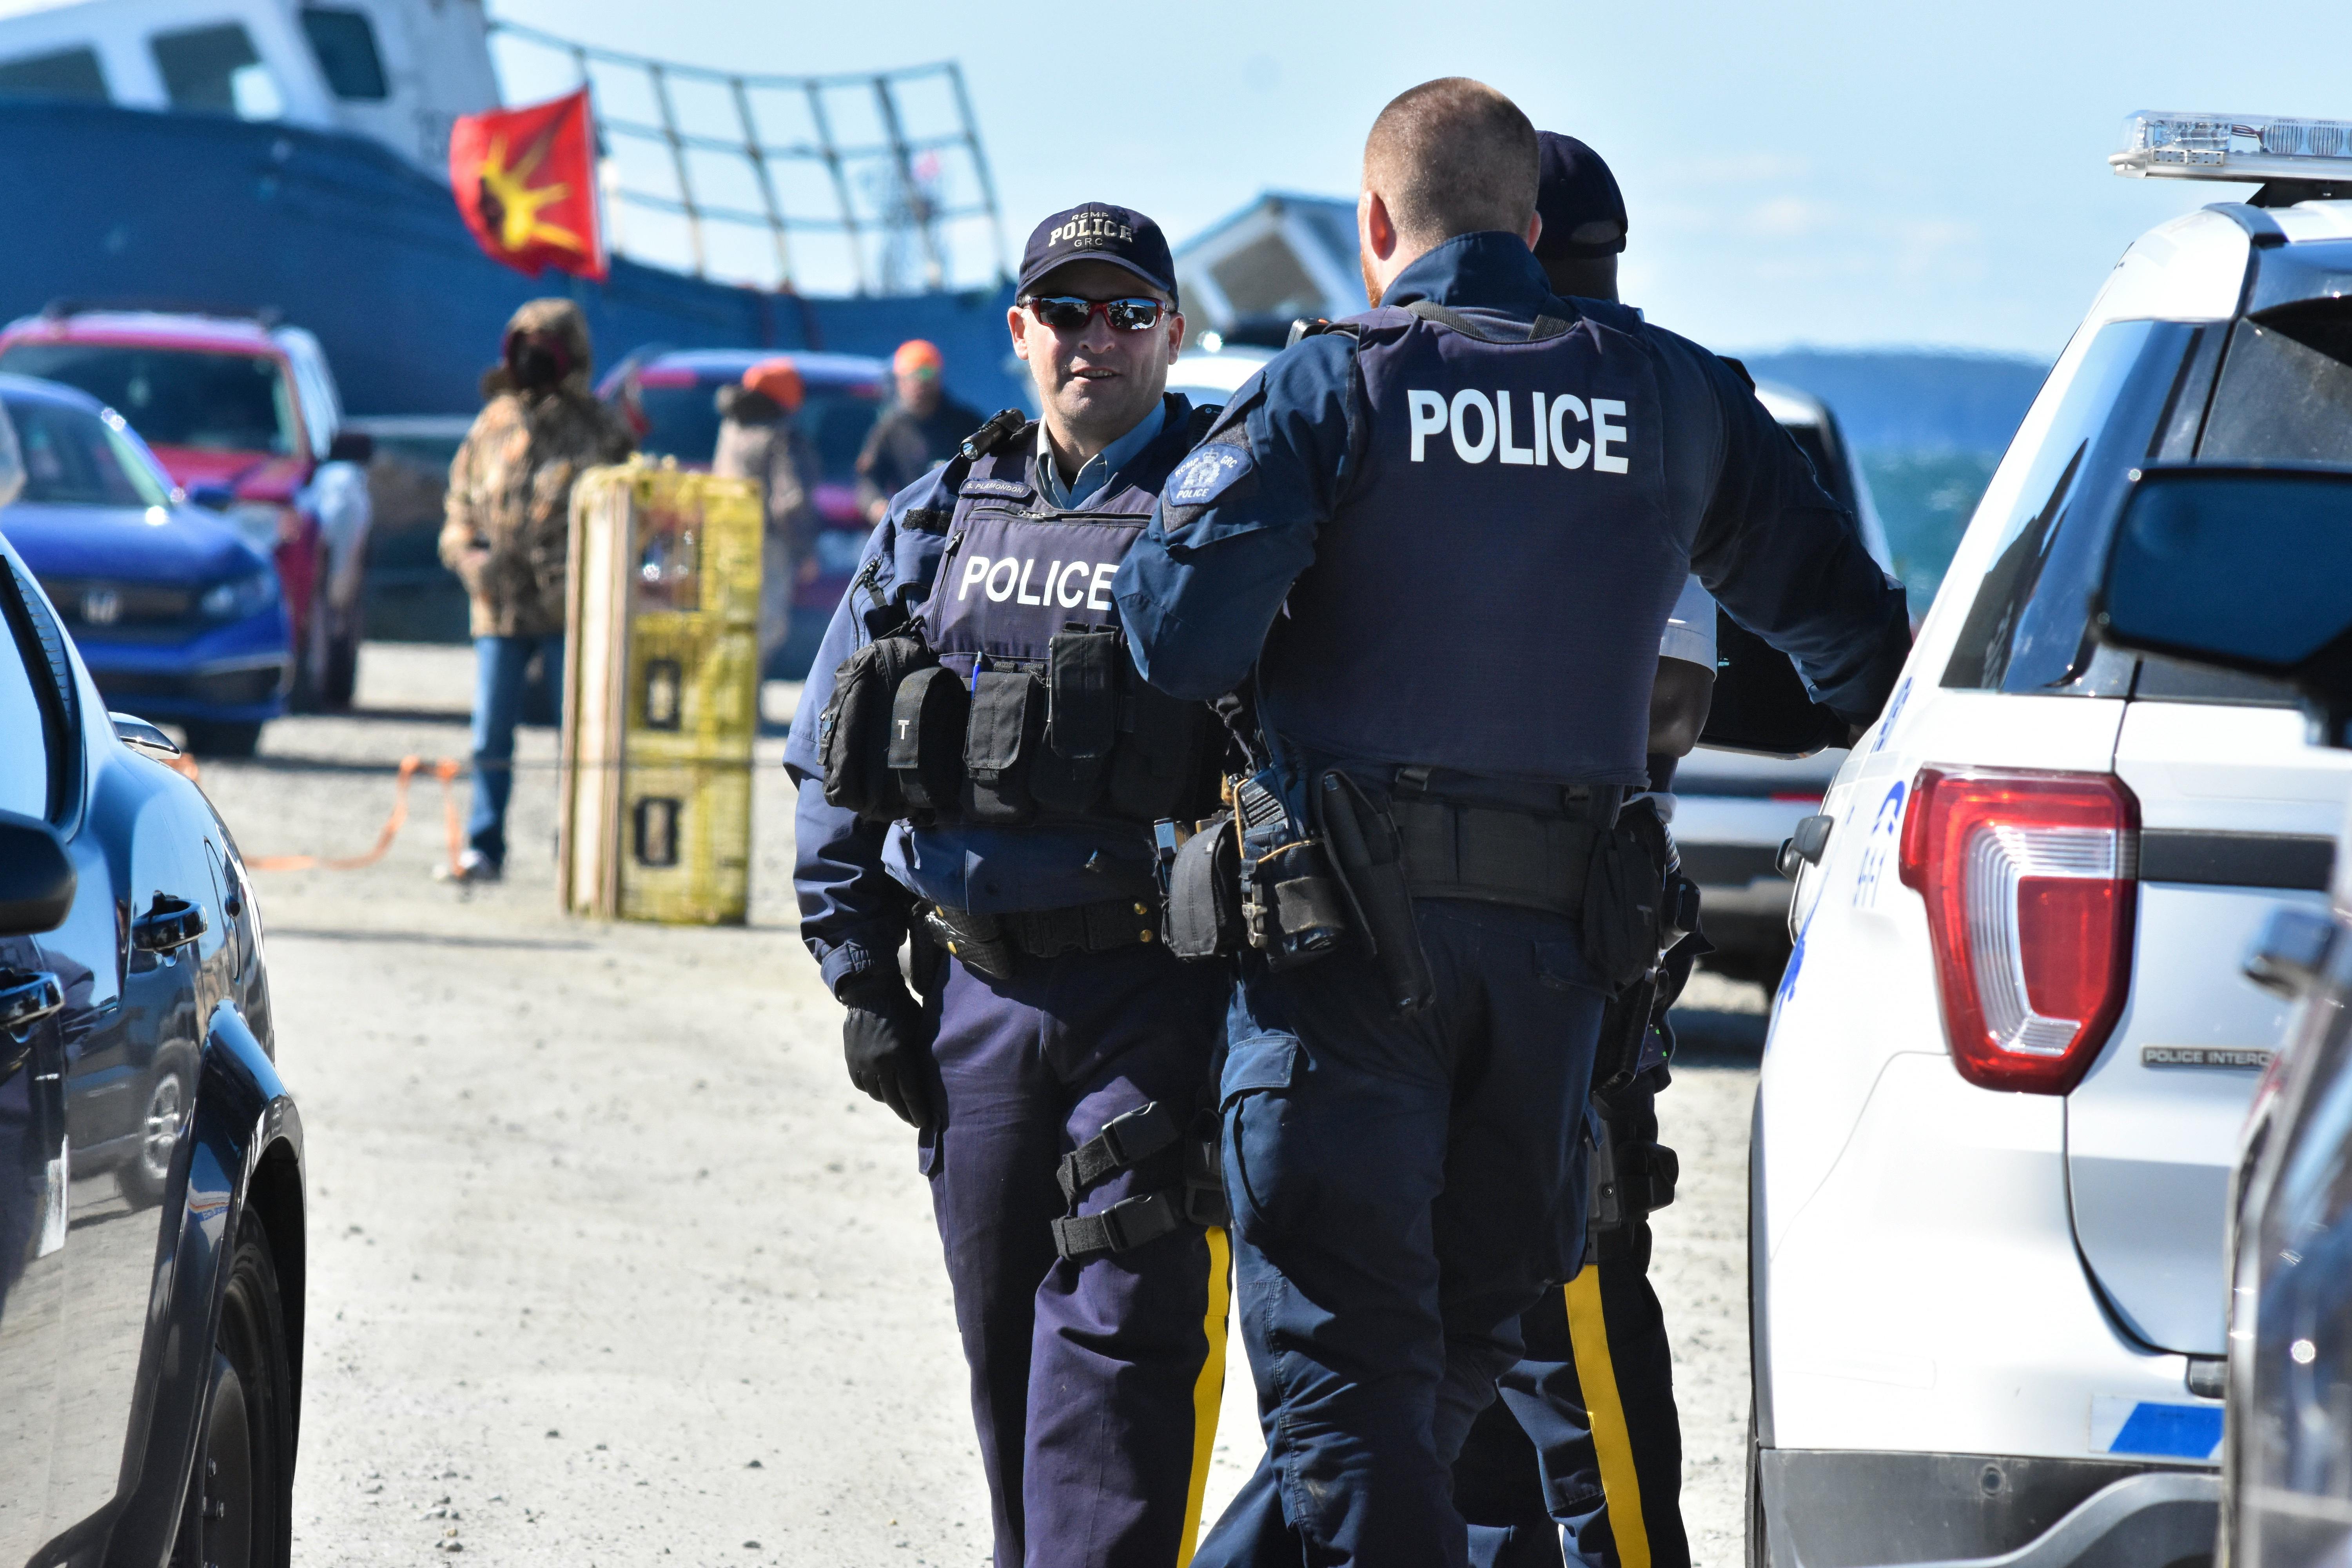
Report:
0,341,300,456
633,376,884,481
3,396,173,507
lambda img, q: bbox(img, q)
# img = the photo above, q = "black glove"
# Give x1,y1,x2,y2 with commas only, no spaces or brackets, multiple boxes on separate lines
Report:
837,970,936,1130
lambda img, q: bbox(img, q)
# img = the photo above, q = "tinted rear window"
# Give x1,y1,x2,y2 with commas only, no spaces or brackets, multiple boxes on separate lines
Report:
0,342,297,456
2199,301,2352,465
633,380,883,482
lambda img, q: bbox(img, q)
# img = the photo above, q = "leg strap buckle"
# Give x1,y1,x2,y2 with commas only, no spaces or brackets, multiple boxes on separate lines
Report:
1056,1100,1181,1204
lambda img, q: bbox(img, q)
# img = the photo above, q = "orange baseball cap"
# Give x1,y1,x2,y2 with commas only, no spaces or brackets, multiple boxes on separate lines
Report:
742,357,804,412
893,339,944,378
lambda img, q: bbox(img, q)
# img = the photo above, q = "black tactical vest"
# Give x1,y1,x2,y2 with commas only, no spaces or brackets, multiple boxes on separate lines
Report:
1261,303,1686,788
823,397,1223,830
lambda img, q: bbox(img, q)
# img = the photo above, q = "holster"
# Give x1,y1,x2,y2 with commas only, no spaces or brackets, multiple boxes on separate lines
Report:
1314,769,1436,1014
917,903,1016,983
1583,798,1671,993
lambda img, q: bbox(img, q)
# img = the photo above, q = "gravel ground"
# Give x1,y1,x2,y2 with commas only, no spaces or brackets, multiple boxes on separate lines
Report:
182,642,1766,1566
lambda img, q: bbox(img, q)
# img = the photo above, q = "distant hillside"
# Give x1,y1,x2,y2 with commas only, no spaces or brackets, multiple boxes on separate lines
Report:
1734,349,2050,610
1738,350,2049,454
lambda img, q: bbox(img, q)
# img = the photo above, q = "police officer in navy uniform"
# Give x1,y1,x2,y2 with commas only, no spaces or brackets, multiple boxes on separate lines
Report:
1114,81,1910,1566
786,205,1234,1566
1454,131,1719,1568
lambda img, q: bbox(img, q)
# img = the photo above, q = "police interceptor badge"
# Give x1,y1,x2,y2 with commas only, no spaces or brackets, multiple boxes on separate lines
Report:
1167,445,1252,508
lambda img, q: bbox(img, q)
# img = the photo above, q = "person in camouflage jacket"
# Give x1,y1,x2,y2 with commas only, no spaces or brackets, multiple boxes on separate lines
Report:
437,298,634,881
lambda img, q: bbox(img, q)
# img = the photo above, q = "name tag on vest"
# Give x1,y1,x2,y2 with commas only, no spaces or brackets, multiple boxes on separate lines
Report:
960,477,1034,501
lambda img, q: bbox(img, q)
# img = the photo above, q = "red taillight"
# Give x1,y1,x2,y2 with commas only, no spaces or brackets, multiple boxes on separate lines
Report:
1898,768,2138,1095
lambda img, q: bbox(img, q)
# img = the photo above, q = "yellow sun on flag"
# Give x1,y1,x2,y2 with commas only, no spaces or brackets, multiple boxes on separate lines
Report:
476,128,586,255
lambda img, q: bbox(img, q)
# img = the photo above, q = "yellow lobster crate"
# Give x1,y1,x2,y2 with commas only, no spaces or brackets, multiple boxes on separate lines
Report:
559,458,762,924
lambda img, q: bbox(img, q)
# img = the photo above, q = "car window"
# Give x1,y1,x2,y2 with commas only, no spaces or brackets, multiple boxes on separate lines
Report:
0,343,298,456
3,397,171,507
0,565,58,820
1942,319,2201,695
2198,300,2352,465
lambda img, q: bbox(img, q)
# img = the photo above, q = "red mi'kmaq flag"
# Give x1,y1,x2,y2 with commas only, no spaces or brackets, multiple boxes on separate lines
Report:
448,89,608,282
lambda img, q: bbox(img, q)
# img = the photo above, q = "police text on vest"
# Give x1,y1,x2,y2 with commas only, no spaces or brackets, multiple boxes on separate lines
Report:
1406,390,1628,473
956,554,1118,611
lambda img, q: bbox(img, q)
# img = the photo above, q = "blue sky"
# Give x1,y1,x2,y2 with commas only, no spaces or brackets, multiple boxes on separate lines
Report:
490,0,2352,361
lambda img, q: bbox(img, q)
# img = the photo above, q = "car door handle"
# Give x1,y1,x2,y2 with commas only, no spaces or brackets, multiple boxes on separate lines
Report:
131,894,208,954
1777,813,1836,880
0,968,63,1035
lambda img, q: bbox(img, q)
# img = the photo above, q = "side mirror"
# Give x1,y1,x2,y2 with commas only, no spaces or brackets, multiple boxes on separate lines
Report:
187,482,234,511
327,430,374,464
2092,466,2352,742
0,810,75,936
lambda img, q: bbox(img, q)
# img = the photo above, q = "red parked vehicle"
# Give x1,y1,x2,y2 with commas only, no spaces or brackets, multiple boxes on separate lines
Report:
0,305,375,707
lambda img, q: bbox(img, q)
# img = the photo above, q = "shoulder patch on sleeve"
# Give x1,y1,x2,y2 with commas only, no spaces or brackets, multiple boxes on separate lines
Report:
1166,443,1254,508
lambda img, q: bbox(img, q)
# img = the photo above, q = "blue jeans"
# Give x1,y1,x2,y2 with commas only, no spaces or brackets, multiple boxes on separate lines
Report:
466,634,561,866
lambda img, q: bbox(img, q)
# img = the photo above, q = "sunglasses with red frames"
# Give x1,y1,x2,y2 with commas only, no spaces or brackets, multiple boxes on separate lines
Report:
1021,296,1172,332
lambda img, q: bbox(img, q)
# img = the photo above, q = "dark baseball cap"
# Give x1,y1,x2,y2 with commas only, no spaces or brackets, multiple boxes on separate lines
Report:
1017,203,1179,307
1535,132,1628,261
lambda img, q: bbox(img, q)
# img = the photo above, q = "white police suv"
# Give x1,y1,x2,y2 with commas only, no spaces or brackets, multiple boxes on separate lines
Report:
1749,112,2352,1568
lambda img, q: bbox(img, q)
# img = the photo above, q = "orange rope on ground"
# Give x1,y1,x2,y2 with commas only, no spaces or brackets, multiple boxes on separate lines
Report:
247,755,434,872
434,757,464,877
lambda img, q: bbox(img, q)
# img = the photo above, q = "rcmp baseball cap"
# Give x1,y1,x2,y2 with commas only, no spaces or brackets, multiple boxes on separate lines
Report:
1534,132,1628,261
1017,203,1180,307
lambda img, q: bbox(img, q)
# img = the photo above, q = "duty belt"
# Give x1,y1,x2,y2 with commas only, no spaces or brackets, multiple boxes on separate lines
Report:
1387,780,1616,916
920,897,1158,982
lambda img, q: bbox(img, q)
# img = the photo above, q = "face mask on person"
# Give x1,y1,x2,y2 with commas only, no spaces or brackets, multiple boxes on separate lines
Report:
506,332,572,392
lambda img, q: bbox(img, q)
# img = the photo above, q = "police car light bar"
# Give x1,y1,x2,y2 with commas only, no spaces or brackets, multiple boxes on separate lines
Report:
2111,110,2352,184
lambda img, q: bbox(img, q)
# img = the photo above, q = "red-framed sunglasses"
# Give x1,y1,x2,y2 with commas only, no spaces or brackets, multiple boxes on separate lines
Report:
1021,296,1172,332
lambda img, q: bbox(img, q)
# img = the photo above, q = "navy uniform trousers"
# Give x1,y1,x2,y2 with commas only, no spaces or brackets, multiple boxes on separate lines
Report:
924,938,1232,1568
1455,1073,1691,1568
1193,898,1608,1568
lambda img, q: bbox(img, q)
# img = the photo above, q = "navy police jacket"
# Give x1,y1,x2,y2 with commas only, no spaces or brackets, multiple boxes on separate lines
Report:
786,395,1207,996
1114,232,1911,790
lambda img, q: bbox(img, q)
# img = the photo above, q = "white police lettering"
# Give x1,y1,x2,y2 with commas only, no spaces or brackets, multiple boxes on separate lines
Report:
1449,389,1495,463
1592,399,1629,474
1551,395,1589,468
956,553,1120,611
1050,215,1135,247
1408,392,1447,462
1402,388,1632,472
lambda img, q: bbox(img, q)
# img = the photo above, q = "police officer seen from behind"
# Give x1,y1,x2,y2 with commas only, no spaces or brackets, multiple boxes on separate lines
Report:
786,205,1234,1566
1453,131,1720,1568
1114,80,1910,1566
856,338,987,523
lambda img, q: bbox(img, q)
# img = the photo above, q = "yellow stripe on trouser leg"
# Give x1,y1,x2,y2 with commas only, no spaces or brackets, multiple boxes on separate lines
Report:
1178,1226,1232,1567
1565,1263,1651,1568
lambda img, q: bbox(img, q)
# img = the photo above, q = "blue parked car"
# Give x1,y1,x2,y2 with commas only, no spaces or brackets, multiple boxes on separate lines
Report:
0,374,289,756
